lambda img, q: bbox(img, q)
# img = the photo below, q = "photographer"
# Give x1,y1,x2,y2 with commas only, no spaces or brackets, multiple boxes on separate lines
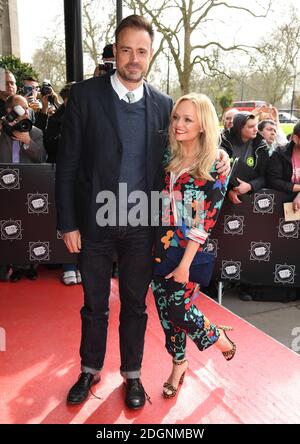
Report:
35,80,61,133
0,95,46,163
0,94,46,282
93,43,115,77
44,82,75,163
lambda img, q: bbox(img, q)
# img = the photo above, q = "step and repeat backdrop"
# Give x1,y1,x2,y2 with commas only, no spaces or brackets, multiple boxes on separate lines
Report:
0,163,75,264
209,190,299,287
0,163,298,287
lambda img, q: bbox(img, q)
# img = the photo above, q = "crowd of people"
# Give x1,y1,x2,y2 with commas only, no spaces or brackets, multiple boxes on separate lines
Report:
0,13,299,410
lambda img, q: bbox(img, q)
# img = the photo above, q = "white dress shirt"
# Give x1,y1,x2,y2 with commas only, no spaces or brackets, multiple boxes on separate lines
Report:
110,71,144,103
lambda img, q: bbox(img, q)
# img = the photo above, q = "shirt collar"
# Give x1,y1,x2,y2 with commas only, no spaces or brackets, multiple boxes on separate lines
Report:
110,71,144,103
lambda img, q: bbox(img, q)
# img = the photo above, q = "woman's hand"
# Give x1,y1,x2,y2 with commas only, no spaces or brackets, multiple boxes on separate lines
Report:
165,263,189,284
293,192,300,212
228,189,242,204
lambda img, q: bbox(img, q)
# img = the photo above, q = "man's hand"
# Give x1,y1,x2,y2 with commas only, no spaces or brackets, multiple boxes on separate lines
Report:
233,178,252,195
216,148,230,176
293,192,300,212
12,131,31,145
63,230,81,253
228,189,242,204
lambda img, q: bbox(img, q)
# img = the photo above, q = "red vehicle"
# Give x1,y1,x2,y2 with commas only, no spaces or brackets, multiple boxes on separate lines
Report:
232,100,266,112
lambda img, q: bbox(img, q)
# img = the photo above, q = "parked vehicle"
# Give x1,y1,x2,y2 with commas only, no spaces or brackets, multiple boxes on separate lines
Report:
232,100,266,112
278,112,298,123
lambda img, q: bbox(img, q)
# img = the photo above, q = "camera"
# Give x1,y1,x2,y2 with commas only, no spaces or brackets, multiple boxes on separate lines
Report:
22,85,34,97
1,105,32,137
41,80,55,104
98,61,115,74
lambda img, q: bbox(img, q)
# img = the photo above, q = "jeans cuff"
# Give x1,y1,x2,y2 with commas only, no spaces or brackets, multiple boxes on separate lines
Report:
121,369,141,379
81,365,101,376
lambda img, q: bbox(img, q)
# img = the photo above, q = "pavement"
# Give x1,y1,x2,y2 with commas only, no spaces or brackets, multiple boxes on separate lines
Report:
219,287,300,355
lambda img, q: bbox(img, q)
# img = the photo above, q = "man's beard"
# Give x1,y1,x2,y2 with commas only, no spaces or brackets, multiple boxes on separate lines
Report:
117,64,145,83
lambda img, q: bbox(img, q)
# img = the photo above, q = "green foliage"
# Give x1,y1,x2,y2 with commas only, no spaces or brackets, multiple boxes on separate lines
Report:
0,55,39,88
280,123,294,136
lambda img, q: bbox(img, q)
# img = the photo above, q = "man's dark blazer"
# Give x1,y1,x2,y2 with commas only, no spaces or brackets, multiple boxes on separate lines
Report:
55,72,173,240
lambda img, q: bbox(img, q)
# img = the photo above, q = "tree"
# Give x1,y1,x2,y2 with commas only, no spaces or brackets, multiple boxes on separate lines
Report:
0,55,39,87
32,37,66,93
82,0,116,67
249,10,300,106
125,0,271,94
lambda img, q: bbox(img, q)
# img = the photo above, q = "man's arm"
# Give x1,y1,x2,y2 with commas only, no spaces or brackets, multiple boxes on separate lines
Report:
55,85,84,234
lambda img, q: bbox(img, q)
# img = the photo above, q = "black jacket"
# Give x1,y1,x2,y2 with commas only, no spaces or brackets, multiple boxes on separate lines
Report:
220,129,270,192
55,72,173,240
267,142,294,193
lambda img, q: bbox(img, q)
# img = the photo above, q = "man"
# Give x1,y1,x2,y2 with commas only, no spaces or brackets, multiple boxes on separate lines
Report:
220,112,269,205
0,70,17,117
257,119,277,150
0,95,45,163
0,94,46,282
93,43,115,77
222,107,239,130
56,15,229,409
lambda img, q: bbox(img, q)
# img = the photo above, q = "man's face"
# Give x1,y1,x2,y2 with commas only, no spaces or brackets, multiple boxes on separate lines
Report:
114,27,153,88
224,109,238,129
5,73,17,96
241,118,258,142
23,80,39,99
261,123,277,145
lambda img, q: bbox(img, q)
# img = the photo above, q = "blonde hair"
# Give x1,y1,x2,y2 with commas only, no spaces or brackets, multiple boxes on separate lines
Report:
166,93,219,180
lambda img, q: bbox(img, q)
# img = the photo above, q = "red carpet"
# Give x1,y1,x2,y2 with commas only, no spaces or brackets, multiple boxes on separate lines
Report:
0,267,300,424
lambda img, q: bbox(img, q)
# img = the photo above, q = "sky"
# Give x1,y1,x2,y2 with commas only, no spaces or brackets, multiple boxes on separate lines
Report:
17,0,300,64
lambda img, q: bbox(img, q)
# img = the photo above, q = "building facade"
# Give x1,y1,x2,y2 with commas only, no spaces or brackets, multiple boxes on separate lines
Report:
0,0,20,57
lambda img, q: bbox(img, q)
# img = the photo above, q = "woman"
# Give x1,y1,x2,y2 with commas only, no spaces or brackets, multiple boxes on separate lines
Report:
267,121,300,212
151,93,236,399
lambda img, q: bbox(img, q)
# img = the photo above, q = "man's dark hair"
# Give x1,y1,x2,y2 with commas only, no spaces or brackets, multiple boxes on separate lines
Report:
258,120,276,132
292,121,300,137
115,14,154,44
102,44,114,59
23,76,39,83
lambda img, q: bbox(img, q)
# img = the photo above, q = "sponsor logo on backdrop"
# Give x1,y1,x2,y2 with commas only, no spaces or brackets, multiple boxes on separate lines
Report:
0,220,22,240
204,239,218,257
29,241,50,261
224,215,244,235
221,260,241,280
27,193,49,214
56,231,63,239
278,219,299,239
0,168,20,190
250,241,271,261
274,264,295,284
253,192,275,214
